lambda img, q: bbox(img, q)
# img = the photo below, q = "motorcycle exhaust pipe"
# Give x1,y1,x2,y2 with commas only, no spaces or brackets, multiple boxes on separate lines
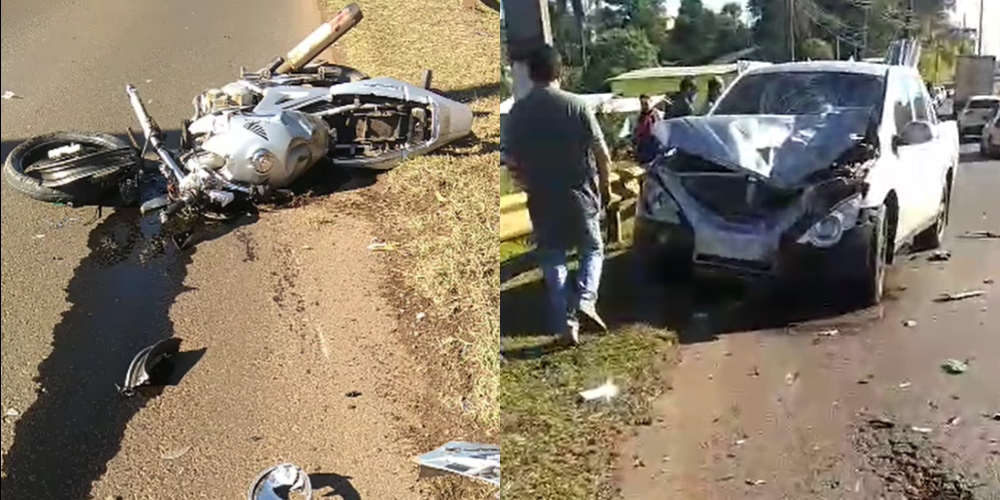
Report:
274,3,364,75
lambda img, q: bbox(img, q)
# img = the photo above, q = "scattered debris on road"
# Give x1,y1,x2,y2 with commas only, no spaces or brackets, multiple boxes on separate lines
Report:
1,91,22,100
941,359,970,375
745,479,767,486
898,382,912,389
367,240,397,252
3,408,20,419
414,442,500,488
117,338,183,397
986,413,1000,421
248,464,313,500
579,380,620,403
946,416,961,427
985,278,995,285
928,250,952,262
934,290,986,303
817,329,839,337
785,372,799,385
903,320,918,328
911,426,934,434
161,445,192,461
346,391,362,398
867,417,896,429
959,230,1000,240
416,312,427,323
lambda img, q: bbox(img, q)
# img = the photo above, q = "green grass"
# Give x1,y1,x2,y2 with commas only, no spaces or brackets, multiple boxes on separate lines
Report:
500,329,676,500
501,168,519,196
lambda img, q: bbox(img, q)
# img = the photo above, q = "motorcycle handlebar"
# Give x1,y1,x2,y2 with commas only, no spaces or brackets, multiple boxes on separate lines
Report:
125,84,187,184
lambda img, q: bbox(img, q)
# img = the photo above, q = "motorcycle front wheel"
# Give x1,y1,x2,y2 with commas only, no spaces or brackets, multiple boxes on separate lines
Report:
3,131,135,205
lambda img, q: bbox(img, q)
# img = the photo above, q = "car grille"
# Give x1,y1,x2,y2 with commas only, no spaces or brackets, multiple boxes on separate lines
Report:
679,175,800,223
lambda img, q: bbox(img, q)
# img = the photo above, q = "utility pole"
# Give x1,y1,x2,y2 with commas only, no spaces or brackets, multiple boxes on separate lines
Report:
978,0,985,55
503,0,555,100
788,0,796,61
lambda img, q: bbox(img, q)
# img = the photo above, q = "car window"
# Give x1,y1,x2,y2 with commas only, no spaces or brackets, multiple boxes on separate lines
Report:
713,71,885,116
910,76,932,123
968,99,1000,110
893,75,913,132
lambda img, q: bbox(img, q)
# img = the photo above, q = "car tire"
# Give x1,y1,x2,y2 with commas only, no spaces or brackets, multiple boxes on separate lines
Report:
913,180,951,251
855,206,889,308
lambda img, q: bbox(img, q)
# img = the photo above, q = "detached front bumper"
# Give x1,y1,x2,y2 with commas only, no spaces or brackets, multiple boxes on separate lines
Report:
635,216,874,283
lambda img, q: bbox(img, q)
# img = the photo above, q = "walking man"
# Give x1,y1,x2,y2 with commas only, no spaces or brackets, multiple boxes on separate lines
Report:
505,45,613,344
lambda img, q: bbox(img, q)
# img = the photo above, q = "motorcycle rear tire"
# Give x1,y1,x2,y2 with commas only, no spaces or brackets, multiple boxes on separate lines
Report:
3,132,132,205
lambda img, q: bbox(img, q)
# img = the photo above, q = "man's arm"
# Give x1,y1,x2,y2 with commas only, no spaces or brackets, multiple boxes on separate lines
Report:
585,107,613,205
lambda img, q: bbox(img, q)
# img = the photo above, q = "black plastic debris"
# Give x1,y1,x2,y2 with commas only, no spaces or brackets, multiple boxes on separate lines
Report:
118,338,183,397
927,250,952,262
248,464,313,500
346,391,362,398
934,290,986,303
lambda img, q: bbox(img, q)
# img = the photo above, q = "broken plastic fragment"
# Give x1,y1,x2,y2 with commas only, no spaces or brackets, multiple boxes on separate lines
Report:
911,427,934,434
746,479,766,486
162,445,192,461
934,290,986,303
1,91,21,100
367,241,396,252
118,338,183,397
946,416,961,427
898,382,912,389
248,464,313,500
579,380,620,403
817,329,839,337
416,312,427,322
960,231,1000,240
4,408,19,418
942,359,969,375
414,442,500,488
903,320,917,328
986,413,1000,422
928,250,952,262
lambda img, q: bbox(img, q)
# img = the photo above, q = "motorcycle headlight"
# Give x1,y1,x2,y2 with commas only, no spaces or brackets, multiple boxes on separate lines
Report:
250,149,277,175
798,195,862,248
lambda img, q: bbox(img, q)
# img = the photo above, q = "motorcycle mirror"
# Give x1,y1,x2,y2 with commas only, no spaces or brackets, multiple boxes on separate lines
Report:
118,338,183,397
248,464,313,500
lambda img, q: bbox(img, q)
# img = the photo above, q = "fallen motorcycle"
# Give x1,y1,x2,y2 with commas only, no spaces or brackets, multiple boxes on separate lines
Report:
3,3,473,228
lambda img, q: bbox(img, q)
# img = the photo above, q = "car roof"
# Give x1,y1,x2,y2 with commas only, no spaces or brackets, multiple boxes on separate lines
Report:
745,60,891,77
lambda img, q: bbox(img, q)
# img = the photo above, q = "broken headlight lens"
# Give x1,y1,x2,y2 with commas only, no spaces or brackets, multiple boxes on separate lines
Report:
250,149,277,175
639,179,681,223
798,195,862,249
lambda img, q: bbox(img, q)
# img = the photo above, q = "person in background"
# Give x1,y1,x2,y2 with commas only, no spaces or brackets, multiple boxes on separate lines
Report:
666,77,698,119
705,76,725,114
505,45,612,345
632,94,663,164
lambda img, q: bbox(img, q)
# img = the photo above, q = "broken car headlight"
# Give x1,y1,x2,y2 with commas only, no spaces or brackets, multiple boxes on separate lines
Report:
798,195,862,249
639,179,681,223
250,149,277,175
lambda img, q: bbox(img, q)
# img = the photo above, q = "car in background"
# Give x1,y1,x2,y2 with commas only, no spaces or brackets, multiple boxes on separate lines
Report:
958,95,1000,141
982,108,1000,159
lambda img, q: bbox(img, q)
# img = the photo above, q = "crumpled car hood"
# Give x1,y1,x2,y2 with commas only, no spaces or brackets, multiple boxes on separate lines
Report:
651,110,873,188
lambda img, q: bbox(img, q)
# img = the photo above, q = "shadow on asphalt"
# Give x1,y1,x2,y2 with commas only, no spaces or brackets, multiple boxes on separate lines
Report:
311,473,363,500
501,248,893,361
0,134,258,498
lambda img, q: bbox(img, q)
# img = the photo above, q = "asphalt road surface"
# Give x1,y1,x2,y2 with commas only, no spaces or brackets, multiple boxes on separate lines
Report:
1,1,425,498
618,144,1000,499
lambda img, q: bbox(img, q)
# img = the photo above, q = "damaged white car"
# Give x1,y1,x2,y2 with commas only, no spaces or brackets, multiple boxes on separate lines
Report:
635,61,960,306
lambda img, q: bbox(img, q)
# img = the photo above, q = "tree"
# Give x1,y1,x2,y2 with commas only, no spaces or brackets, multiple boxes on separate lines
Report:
665,0,720,64
582,28,659,91
800,37,835,60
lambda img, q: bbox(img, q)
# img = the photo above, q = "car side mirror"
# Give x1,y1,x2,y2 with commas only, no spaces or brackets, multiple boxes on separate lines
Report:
895,120,934,151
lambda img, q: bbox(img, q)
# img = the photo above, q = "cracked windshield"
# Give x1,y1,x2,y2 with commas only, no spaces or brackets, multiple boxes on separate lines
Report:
501,0,999,498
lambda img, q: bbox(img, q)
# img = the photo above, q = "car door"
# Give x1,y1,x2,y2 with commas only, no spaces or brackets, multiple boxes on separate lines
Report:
890,74,940,239
909,76,950,222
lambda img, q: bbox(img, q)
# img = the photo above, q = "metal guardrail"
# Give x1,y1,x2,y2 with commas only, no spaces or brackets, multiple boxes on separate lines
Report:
499,165,644,243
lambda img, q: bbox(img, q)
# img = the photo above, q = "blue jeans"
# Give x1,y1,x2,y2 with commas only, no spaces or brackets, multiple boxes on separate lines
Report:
534,215,605,336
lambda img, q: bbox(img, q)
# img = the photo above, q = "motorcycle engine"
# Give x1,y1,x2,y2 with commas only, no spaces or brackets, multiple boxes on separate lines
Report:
187,110,330,189
196,82,259,116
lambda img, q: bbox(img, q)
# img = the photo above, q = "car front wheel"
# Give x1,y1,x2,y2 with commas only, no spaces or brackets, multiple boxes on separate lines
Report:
855,206,889,308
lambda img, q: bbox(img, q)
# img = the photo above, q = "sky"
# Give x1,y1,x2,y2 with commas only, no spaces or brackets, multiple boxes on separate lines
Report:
952,0,999,57
661,0,997,58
